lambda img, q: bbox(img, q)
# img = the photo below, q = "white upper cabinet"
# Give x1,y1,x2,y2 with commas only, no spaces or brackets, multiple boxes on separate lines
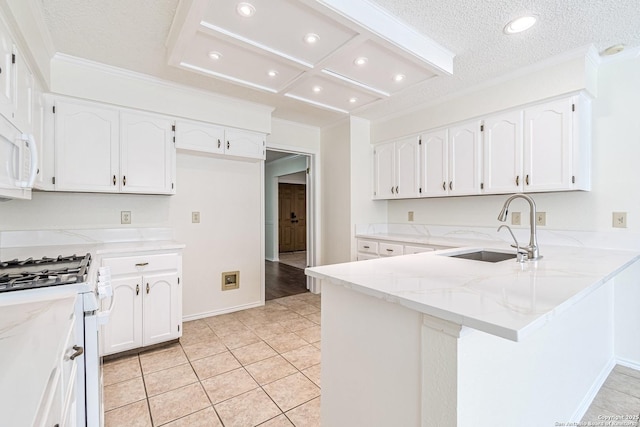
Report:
225,128,266,160
175,119,265,161
54,99,119,192
373,136,420,199
482,110,523,194
53,98,176,194
120,111,175,194
0,17,13,122
13,46,33,133
448,120,482,196
421,129,448,197
523,96,574,192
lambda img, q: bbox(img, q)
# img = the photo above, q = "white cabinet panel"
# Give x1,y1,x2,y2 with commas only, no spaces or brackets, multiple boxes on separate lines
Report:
13,48,33,133
379,242,403,257
225,128,265,160
373,137,420,199
524,97,573,192
54,100,119,192
175,119,224,154
120,112,175,194
483,110,523,194
448,120,482,196
421,129,448,197
0,17,13,121
404,245,435,254
101,252,182,356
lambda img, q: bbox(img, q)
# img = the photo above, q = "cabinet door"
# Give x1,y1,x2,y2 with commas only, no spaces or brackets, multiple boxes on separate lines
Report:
395,137,421,198
524,98,573,191
0,17,14,121
373,141,395,199
448,121,481,196
175,119,224,154
224,128,265,160
13,49,33,133
483,110,523,194
101,276,143,355
120,111,175,194
54,100,119,192
143,271,180,346
421,129,448,197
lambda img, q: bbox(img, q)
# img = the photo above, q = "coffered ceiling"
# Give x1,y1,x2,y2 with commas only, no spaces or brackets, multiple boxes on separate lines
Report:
37,0,640,127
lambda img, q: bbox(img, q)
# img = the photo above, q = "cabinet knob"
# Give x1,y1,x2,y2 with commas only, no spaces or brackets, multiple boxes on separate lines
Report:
227,141,230,150
136,284,140,295
123,175,126,186
146,283,150,294
113,175,116,186
69,345,84,360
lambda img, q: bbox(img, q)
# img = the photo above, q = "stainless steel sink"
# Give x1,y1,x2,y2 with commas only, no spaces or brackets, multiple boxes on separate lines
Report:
446,250,516,263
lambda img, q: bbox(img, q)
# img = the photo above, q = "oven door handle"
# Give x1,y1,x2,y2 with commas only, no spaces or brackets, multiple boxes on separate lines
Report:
96,284,114,325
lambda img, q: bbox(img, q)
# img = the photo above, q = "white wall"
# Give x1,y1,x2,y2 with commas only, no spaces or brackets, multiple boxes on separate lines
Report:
374,54,640,234
264,155,308,261
320,120,351,265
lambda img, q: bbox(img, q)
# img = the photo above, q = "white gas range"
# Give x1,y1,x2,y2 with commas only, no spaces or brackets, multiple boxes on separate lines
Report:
0,251,113,426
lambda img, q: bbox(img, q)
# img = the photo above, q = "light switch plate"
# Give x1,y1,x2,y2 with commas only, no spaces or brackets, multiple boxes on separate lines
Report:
511,212,521,225
536,212,546,226
408,211,414,222
613,212,627,228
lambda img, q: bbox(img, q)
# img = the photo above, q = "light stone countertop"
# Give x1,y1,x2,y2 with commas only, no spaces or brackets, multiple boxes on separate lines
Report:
0,292,78,426
306,244,640,341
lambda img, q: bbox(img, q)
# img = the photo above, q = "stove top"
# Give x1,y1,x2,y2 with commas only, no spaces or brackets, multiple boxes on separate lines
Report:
0,253,91,293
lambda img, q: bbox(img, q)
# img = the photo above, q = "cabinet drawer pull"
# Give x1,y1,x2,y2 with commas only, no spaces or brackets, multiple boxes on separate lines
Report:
516,175,520,186
386,249,394,252
70,345,84,360
113,175,116,186
442,181,446,191
227,141,230,150
135,262,149,267
449,181,453,191
123,175,126,186
136,284,140,295
146,283,150,294
363,245,370,249
395,186,398,194
391,186,394,194
217,139,221,149
526,174,530,185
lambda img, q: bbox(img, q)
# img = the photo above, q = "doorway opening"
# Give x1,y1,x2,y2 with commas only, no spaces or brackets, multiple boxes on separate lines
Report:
264,149,315,300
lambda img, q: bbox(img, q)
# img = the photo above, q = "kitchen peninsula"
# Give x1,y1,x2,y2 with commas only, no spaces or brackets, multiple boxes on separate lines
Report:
306,243,640,426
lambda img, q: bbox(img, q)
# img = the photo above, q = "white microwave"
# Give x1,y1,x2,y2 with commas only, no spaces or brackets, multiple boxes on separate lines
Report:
0,113,38,200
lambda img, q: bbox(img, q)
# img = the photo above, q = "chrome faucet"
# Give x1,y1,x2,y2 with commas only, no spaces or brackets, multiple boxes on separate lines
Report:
497,193,542,261
497,225,527,262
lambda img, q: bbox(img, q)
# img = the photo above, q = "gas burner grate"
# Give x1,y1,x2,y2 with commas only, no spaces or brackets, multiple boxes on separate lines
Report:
0,253,91,293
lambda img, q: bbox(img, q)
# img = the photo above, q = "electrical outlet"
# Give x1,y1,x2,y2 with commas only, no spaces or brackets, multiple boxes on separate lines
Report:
511,212,521,226
536,212,546,226
192,211,200,223
408,211,414,222
121,211,131,224
612,212,627,228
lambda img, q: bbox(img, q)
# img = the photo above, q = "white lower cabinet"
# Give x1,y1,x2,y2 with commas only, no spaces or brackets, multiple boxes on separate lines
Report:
357,238,450,260
100,251,182,356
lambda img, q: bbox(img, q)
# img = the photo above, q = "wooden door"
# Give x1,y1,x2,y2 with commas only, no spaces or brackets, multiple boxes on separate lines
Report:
279,183,306,252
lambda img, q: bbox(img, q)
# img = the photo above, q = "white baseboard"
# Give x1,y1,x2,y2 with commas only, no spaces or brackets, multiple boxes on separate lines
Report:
616,357,640,371
182,300,264,322
570,357,616,422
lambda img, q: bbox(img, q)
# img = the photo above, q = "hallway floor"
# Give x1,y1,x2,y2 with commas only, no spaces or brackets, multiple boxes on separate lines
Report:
103,292,321,426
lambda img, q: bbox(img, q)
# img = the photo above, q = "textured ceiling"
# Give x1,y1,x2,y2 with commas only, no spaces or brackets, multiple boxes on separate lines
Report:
38,0,640,128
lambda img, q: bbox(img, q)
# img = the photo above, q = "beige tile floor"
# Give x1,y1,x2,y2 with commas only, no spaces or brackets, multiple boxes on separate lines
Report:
103,292,321,427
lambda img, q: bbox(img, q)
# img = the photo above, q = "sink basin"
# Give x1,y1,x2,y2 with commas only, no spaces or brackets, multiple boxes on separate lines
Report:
446,250,516,263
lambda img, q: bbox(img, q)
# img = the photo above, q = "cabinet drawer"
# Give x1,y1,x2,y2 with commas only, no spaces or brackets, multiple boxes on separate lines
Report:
404,245,435,255
102,253,180,275
357,240,379,255
379,242,403,257
357,253,379,261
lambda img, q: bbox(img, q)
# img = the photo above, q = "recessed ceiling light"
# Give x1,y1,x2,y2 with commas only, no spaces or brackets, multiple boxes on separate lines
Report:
393,74,405,82
236,2,255,17
208,51,222,60
349,97,358,103
312,86,322,93
304,33,320,44
601,44,625,56
267,70,278,77
503,15,537,34
354,57,368,66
